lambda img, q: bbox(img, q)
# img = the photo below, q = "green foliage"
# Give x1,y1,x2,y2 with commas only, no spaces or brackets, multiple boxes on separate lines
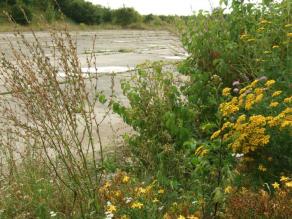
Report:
182,0,291,86
10,4,32,25
60,0,103,25
113,62,195,182
113,7,141,26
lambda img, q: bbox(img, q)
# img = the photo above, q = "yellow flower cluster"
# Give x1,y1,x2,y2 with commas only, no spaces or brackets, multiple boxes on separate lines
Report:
272,176,292,190
227,115,270,153
131,201,144,209
219,97,239,116
214,79,292,154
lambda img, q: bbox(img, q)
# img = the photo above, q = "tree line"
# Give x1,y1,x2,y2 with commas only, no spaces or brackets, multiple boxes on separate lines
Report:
0,0,186,26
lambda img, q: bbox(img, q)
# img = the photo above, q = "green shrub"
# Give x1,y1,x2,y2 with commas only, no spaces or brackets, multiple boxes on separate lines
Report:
113,63,195,182
10,4,32,25
113,7,141,26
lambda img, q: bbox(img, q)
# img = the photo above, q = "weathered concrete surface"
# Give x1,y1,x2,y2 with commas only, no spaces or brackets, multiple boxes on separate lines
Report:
0,30,187,66
0,30,186,151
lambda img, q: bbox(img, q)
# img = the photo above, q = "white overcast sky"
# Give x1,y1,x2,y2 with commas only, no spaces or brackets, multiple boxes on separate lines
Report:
86,0,222,15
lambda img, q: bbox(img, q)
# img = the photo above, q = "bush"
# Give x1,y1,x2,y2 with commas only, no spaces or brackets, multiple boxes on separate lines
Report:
113,7,141,26
113,63,195,182
64,0,103,24
10,4,33,25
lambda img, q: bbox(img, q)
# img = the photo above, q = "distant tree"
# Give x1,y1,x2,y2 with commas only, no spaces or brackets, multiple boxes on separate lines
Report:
102,7,112,23
113,7,141,26
11,4,32,25
144,14,154,23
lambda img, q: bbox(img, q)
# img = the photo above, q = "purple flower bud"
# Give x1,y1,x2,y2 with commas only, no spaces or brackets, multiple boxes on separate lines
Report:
232,81,240,86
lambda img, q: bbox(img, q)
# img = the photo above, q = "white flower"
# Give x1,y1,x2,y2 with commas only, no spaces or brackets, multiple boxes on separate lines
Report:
124,197,133,204
105,212,114,219
49,211,57,217
232,153,244,158
158,206,164,211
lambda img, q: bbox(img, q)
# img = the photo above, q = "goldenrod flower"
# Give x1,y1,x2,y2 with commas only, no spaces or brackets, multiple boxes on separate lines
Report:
265,80,275,87
221,122,233,131
131,201,144,209
210,130,221,140
222,87,231,96
237,115,246,123
272,182,280,189
251,79,259,87
287,33,292,37
245,94,255,110
281,120,292,128
255,94,264,103
270,102,279,107
284,96,292,103
272,91,282,97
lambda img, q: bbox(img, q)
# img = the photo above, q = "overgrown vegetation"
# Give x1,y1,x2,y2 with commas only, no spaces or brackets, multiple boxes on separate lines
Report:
0,0,291,218
0,0,185,29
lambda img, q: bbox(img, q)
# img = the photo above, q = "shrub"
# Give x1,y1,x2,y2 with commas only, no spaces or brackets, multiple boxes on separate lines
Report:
64,0,103,24
182,0,291,87
10,4,33,25
113,7,141,26
113,63,195,182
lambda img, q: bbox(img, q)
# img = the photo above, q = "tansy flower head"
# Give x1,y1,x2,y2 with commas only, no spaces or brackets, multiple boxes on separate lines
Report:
284,96,292,103
270,102,279,107
272,91,282,97
222,87,231,96
265,80,275,87
210,130,221,140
